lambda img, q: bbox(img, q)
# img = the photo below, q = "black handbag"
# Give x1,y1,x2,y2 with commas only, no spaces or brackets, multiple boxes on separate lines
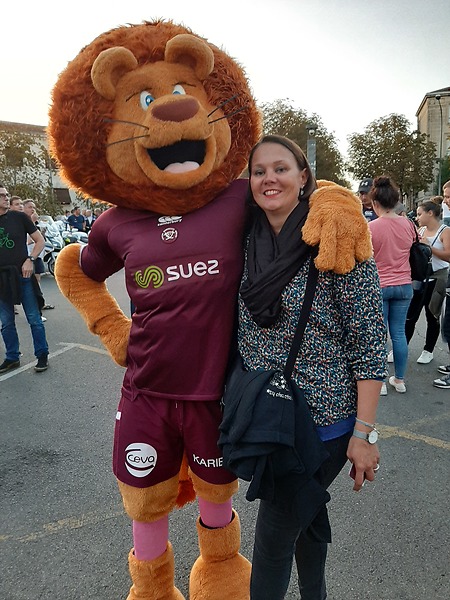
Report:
218,256,332,527
409,229,432,282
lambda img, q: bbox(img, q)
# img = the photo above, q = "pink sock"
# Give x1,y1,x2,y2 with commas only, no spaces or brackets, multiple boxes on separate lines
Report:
198,497,232,529
132,516,169,561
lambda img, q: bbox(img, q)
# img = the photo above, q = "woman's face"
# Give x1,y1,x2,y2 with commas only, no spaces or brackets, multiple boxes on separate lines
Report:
416,207,434,227
249,142,308,223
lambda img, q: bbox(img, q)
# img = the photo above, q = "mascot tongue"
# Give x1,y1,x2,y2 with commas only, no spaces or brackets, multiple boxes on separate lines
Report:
164,161,200,173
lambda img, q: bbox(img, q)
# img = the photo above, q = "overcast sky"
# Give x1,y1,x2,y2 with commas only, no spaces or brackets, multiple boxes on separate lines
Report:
2,0,449,155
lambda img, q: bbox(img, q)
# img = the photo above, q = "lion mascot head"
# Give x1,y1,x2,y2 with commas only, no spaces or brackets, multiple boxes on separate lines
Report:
48,20,261,214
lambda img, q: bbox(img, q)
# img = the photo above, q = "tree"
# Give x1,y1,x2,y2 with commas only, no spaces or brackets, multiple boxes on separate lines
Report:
347,114,436,203
259,99,348,186
0,130,61,216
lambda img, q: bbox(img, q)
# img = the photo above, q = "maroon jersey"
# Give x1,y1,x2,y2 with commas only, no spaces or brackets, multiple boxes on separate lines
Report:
82,179,247,402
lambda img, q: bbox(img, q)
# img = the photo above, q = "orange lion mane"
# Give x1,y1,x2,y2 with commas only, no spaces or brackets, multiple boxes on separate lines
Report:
48,20,261,214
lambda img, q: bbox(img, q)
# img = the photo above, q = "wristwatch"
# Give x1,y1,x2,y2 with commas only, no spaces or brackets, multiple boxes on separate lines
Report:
28,256,36,262
352,427,379,444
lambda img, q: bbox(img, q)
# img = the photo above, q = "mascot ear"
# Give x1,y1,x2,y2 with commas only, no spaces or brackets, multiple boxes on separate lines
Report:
91,47,138,100
165,34,214,80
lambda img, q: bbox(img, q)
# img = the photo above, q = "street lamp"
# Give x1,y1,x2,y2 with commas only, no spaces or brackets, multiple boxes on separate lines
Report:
306,122,317,177
435,94,443,193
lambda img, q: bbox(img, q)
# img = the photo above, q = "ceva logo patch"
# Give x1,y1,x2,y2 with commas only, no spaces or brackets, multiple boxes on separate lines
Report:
125,443,157,478
134,260,220,289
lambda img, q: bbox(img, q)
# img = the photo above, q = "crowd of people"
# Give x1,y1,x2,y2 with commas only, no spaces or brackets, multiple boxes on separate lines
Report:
361,176,450,393
1,138,449,600
0,190,104,374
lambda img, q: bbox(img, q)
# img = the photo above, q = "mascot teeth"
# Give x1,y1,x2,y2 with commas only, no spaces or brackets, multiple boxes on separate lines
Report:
164,161,200,173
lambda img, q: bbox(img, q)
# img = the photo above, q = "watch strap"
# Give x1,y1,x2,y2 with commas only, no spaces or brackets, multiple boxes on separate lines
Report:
353,427,379,444
352,428,369,441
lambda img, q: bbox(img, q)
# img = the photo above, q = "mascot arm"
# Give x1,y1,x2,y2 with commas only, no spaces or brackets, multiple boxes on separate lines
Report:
54,244,131,366
302,180,373,274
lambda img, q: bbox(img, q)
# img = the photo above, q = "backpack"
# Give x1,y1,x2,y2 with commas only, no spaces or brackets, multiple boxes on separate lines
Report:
409,229,432,282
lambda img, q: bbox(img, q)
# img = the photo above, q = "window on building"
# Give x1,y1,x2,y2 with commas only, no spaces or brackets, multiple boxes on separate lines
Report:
54,188,72,205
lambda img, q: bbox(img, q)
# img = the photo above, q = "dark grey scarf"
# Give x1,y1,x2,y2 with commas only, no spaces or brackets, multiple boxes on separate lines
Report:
240,199,314,327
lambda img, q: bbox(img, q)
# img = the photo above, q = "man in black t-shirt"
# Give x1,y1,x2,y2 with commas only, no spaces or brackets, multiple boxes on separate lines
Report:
0,185,49,373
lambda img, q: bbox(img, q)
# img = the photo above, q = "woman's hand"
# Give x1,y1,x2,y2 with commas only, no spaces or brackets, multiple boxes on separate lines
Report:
347,436,380,492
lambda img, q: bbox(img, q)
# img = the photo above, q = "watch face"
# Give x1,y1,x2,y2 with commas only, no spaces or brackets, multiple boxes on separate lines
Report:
368,429,378,444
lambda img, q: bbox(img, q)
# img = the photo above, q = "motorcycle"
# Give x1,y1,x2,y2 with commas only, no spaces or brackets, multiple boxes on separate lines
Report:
39,218,65,277
62,229,89,245
43,238,57,276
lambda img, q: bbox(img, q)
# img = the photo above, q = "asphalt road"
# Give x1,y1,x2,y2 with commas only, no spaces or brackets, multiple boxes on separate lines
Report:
1,271,449,600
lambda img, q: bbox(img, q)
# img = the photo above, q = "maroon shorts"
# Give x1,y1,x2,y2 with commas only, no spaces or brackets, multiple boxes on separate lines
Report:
113,394,236,488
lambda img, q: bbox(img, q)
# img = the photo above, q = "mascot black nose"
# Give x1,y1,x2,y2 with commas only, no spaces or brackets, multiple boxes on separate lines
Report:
152,97,199,123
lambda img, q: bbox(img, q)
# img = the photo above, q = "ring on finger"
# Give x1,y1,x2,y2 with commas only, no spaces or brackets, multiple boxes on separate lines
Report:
373,464,380,472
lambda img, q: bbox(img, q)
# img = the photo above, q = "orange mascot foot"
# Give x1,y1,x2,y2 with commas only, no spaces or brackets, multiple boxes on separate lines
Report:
127,544,185,600
189,510,251,600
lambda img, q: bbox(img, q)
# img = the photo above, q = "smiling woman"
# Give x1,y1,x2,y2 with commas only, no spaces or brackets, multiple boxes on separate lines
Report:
235,134,386,599
248,136,312,235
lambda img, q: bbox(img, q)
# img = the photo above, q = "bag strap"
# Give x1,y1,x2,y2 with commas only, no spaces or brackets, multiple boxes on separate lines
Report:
284,248,319,379
430,224,446,247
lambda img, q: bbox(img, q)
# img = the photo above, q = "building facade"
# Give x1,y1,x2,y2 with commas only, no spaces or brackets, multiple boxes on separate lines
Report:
416,87,450,197
0,119,77,210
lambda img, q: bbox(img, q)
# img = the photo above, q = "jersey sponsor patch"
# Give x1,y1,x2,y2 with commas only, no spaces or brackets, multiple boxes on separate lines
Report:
134,259,220,288
125,442,157,478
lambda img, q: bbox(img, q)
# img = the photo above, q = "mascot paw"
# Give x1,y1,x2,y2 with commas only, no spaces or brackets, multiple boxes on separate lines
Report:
55,243,131,365
189,511,250,600
94,314,131,367
303,183,373,274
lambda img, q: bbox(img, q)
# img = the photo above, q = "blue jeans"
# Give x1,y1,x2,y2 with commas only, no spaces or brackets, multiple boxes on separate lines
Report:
0,276,49,361
382,284,413,379
250,432,351,600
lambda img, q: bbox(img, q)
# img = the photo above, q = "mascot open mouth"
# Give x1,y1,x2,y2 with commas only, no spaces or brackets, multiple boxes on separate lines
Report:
148,140,206,173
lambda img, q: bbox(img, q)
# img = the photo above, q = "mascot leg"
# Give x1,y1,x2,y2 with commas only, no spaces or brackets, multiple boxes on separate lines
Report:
189,473,251,600
127,544,184,600
118,477,185,600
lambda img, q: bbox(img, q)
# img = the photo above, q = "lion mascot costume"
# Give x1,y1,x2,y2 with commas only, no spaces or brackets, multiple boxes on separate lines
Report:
48,20,372,600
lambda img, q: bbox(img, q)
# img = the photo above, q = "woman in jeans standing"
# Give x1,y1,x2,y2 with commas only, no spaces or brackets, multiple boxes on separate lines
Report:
405,201,450,364
369,177,416,394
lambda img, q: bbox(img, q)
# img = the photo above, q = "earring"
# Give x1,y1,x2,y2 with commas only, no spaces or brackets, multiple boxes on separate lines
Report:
300,186,304,197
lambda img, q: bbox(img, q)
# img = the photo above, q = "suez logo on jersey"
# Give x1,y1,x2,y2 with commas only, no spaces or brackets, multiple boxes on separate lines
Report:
134,259,220,289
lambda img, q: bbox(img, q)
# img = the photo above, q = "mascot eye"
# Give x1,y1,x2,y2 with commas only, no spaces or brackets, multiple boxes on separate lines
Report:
140,91,155,109
172,84,186,96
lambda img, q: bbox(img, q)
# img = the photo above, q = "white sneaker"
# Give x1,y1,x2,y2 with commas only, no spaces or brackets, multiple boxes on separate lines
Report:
41,316,47,322
387,350,394,363
380,382,387,396
388,376,406,393
417,350,433,364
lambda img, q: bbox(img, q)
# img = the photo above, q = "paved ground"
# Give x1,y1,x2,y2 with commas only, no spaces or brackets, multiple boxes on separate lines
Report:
0,272,449,600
